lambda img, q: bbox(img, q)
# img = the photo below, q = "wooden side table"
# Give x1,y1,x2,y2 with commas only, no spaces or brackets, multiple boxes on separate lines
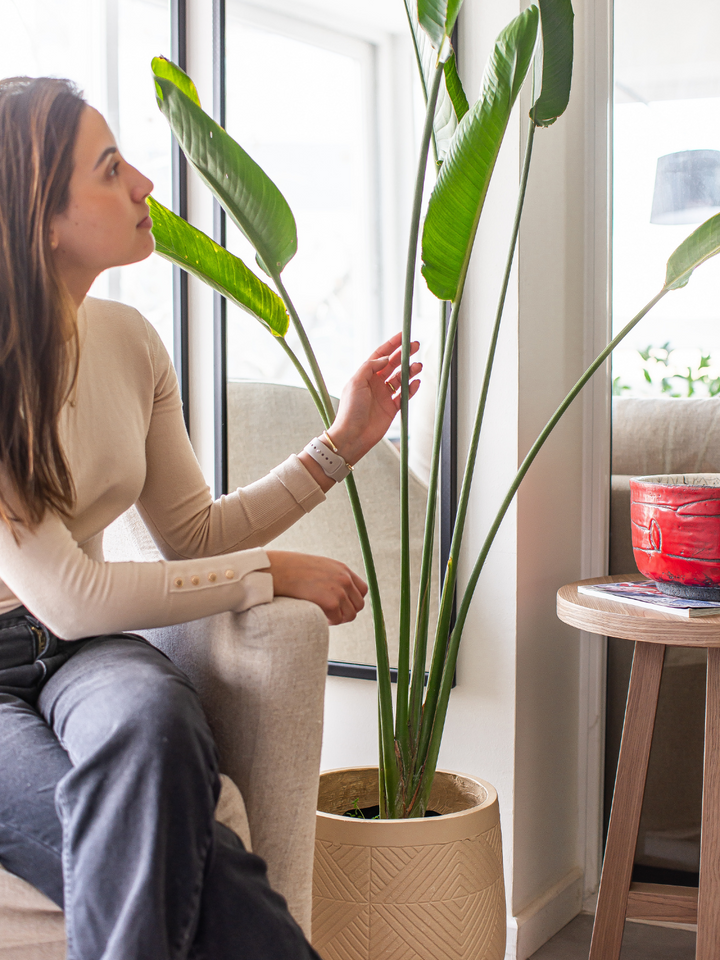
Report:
557,576,720,960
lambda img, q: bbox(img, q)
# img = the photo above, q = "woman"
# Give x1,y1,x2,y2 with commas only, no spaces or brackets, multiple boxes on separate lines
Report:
0,77,420,959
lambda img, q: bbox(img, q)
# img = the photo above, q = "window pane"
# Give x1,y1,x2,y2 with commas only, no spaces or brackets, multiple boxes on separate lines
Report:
0,0,173,354
223,5,442,671
612,0,720,397
224,10,378,399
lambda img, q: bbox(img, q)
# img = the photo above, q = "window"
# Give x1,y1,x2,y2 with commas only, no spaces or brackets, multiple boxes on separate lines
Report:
222,1,438,463
0,0,174,354
219,1,447,672
612,0,720,396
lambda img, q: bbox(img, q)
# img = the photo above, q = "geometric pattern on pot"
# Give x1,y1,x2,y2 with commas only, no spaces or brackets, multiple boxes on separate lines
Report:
312,823,506,960
373,876,505,960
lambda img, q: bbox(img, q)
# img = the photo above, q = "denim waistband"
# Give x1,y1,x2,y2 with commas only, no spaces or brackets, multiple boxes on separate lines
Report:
0,607,87,705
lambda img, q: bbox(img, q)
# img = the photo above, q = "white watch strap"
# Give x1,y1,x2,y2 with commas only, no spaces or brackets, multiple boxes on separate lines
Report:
303,437,352,482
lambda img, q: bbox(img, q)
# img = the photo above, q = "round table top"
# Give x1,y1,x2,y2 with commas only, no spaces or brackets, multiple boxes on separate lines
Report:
557,574,720,646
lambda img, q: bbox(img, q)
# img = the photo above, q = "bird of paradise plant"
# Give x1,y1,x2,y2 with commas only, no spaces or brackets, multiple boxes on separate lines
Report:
148,0,720,818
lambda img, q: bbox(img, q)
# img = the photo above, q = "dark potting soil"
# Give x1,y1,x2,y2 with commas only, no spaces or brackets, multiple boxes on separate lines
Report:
342,804,441,819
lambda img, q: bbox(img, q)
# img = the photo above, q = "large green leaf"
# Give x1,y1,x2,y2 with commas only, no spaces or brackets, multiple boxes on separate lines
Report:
531,0,574,126
403,0,465,160
664,213,720,290
421,7,540,301
418,0,464,58
152,63,297,277
151,55,200,107
148,197,289,336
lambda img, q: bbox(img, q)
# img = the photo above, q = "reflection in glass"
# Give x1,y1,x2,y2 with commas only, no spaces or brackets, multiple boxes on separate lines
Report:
612,0,720,396
0,0,173,353
608,0,720,884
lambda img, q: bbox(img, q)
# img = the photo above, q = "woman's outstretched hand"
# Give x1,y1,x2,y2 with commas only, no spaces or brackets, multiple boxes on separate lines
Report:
298,333,422,490
266,550,368,625
330,332,422,466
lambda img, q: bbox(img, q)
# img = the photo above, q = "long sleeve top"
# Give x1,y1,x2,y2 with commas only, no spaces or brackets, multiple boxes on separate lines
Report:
0,297,326,639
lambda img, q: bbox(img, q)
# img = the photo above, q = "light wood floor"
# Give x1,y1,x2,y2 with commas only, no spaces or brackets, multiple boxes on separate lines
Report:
529,914,696,959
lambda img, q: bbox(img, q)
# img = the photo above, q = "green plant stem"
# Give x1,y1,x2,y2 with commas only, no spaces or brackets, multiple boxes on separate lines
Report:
414,286,668,810
395,61,445,772
404,292,461,791
344,471,398,815
271,270,399,812
438,299,449,367
273,273,336,425
403,186,483,798
402,1,440,166
406,302,450,767
414,122,537,776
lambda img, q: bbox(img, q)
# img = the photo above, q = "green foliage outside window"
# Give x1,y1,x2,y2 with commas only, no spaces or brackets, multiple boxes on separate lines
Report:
613,343,720,397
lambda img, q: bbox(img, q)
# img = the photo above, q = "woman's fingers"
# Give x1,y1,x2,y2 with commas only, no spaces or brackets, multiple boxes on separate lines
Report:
385,360,423,393
386,376,422,411
369,333,420,366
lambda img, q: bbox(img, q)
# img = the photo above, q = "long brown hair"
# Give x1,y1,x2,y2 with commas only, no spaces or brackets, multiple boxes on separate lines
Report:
0,77,85,535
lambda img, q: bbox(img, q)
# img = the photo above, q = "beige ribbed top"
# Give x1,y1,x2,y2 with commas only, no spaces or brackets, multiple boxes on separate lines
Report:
0,298,326,639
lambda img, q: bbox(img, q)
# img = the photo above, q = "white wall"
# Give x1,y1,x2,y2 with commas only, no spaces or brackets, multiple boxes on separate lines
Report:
320,1,612,957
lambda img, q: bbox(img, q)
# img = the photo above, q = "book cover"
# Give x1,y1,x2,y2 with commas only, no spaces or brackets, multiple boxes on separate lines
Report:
577,580,720,618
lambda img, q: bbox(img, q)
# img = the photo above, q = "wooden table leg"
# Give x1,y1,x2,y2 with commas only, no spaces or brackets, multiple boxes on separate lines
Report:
697,648,720,960
589,641,665,960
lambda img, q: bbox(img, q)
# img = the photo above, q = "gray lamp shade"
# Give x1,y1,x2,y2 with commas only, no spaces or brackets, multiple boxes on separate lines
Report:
650,149,720,225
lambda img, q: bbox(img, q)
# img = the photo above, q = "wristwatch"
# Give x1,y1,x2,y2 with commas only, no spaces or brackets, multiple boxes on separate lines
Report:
303,434,353,482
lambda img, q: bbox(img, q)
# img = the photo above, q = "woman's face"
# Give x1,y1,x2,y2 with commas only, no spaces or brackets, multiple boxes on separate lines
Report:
50,106,154,305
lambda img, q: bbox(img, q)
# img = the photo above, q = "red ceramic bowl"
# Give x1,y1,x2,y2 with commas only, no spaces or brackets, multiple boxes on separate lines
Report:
630,474,720,598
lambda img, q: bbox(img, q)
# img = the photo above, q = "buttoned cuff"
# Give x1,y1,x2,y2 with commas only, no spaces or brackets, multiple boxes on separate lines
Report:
167,547,271,599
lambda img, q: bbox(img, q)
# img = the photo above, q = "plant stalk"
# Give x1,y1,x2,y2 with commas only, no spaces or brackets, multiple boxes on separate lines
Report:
402,0,440,166
414,287,669,809
271,274,397,809
273,273,336,425
395,61,445,774
343,471,399,814
404,291,461,782
415,120,537,770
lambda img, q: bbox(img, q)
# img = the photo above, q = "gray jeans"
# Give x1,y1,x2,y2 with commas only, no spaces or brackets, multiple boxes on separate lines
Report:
0,607,321,960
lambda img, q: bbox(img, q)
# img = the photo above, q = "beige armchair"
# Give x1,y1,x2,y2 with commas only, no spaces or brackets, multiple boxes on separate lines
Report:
0,508,329,958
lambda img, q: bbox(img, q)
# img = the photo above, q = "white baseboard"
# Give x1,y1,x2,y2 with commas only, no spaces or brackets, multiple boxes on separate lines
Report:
504,867,584,960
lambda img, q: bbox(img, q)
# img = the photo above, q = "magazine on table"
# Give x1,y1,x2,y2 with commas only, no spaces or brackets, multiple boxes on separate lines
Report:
577,580,720,618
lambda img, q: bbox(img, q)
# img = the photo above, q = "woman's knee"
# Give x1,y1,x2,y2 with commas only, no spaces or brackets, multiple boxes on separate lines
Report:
40,637,216,772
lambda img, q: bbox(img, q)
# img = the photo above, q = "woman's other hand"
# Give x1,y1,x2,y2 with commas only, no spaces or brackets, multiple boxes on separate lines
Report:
266,551,368,625
329,332,422,466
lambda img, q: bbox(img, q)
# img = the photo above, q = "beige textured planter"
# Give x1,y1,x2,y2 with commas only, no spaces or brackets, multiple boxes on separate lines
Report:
312,767,506,960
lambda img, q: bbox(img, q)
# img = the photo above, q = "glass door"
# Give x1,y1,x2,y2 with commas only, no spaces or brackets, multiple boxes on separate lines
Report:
0,0,174,354
608,0,720,886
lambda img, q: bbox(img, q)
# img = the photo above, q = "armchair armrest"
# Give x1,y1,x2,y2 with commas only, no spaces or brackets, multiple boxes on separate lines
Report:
140,597,329,937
